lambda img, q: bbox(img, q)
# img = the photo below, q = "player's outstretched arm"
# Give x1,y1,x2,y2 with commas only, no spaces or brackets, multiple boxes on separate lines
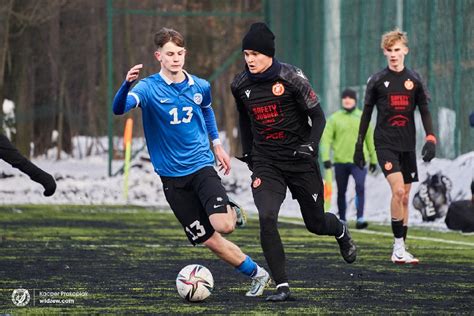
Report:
0,134,56,196
113,64,143,115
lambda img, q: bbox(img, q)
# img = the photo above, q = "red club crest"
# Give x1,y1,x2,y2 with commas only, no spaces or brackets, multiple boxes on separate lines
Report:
272,82,285,96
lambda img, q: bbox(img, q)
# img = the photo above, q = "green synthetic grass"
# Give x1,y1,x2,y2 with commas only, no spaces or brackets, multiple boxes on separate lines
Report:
0,205,473,314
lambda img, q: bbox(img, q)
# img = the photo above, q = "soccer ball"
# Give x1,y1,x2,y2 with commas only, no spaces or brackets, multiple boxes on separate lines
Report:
176,264,214,302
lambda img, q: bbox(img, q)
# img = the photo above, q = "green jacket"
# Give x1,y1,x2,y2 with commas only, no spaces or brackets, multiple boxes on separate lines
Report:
321,108,377,164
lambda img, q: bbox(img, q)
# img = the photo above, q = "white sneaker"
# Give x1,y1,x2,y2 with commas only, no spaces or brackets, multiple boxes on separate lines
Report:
245,269,271,297
391,248,419,264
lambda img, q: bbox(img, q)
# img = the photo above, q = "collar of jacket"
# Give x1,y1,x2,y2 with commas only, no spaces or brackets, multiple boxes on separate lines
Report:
245,59,282,83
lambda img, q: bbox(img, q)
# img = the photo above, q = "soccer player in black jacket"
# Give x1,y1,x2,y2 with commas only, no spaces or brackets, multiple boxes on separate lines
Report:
0,133,56,196
354,29,436,264
231,22,356,302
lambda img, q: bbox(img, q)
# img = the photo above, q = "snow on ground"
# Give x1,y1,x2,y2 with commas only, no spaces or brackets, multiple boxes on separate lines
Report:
0,137,472,230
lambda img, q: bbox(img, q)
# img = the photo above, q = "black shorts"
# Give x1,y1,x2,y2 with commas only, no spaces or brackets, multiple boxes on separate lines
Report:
251,161,324,217
160,166,229,245
376,149,418,183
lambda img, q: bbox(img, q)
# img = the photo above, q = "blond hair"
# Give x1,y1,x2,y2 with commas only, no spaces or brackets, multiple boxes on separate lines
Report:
381,28,408,49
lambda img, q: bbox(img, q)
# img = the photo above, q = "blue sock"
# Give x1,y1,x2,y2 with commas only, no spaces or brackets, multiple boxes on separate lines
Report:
236,256,257,277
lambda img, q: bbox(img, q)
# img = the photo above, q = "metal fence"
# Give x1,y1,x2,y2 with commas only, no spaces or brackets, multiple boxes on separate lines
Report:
267,0,473,158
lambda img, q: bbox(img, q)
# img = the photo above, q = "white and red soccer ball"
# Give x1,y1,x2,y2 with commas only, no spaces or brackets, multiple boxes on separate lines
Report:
176,264,214,302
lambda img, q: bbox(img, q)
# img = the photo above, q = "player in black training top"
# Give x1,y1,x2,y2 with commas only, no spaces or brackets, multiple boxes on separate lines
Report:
354,29,436,264
231,22,357,302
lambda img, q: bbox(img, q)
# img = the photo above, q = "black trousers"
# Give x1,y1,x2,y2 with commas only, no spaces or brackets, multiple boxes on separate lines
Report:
251,160,343,286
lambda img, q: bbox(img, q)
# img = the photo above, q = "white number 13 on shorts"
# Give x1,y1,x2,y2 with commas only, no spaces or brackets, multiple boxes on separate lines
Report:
185,220,206,241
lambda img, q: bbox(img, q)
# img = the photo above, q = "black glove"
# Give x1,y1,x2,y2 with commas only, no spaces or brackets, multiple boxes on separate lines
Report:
353,145,365,169
293,142,318,159
22,160,56,196
323,160,332,169
30,169,56,196
369,163,377,173
422,141,436,162
236,153,253,171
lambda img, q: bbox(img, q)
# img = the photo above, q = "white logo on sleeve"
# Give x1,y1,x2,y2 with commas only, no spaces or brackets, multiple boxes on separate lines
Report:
159,98,170,103
245,90,251,98
296,68,307,80
193,93,203,105
312,193,318,202
384,81,390,88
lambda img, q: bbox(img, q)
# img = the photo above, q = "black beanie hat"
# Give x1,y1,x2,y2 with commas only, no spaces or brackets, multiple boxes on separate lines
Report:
341,88,357,100
242,22,275,57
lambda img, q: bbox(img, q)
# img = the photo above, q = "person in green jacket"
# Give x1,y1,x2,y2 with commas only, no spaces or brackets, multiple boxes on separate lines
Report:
321,88,377,229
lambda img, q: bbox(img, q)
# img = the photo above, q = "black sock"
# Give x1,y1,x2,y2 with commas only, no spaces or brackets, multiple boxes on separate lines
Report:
403,226,408,241
260,224,287,286
391,219,404,239
328,212,344,237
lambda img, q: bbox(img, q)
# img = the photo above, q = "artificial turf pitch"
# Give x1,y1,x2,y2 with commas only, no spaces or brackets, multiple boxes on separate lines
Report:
1,205,473,314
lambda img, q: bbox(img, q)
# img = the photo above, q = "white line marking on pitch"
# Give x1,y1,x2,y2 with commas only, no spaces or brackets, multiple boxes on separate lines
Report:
278,218,474,247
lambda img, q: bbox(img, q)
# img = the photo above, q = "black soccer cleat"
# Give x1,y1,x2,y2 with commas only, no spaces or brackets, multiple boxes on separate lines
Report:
355,221,368,230
337,225,357,263
266,286,291,302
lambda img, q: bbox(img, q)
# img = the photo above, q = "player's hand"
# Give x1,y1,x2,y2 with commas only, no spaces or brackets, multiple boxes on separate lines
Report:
353,146,366,169
422,136,436,162
214,144,231,175
369,163,377,174
323,160,332,169
30,168,56,196
126,64,143,82
236,153,253,171
293,142,318,159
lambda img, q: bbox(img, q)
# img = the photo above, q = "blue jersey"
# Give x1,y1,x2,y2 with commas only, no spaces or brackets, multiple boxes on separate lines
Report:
129,71,215,177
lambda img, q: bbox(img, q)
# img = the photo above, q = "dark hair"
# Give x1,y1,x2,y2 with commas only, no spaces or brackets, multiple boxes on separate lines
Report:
154,27,185,49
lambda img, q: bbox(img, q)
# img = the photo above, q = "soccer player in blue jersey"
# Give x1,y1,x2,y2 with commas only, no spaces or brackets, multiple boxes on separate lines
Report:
112,27,270,297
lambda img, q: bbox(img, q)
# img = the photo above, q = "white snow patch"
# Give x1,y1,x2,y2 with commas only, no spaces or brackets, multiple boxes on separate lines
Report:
0,136,472,231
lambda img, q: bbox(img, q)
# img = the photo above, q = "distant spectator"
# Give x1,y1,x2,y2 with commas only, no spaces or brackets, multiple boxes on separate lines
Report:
321,88,377,229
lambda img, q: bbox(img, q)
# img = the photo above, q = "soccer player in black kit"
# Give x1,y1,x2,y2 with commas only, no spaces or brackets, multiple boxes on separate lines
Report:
231,22,357,302
354,29,436,264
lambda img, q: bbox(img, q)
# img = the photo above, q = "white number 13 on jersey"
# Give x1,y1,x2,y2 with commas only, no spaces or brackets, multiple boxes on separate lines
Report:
169,107,193,125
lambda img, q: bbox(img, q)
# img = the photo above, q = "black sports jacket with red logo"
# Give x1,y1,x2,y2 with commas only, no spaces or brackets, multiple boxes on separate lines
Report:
231,62,324,163
363,67,432,151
